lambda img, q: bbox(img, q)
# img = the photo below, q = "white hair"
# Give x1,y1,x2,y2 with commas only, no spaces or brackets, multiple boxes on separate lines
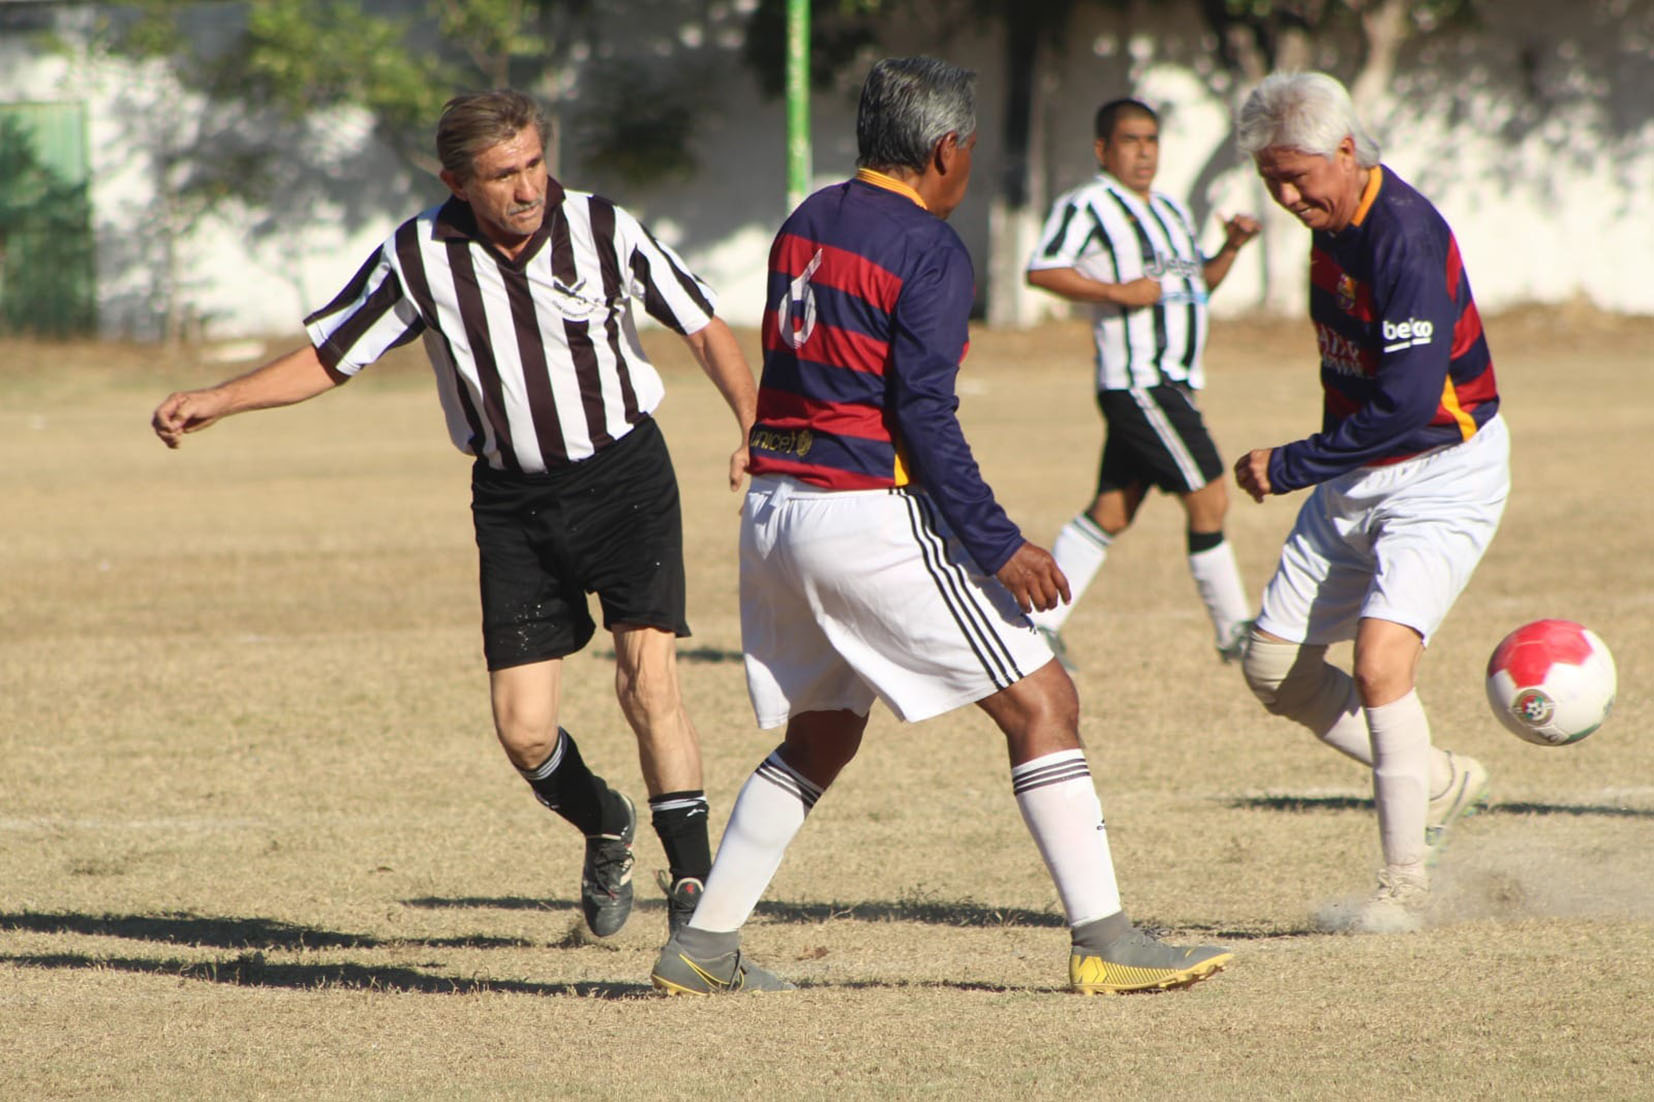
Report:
1236,71,1381,167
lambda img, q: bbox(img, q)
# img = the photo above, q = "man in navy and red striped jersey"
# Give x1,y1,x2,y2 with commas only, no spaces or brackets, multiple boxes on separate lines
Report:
651,56,1231,997
1233,72,1510,933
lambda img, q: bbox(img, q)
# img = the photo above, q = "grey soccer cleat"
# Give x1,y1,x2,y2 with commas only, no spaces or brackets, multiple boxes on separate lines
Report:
1352,865,1429,934
1425,752,1490,862
580,793,636,937
1037,626,1077,674
651,934,795,996
655,869,705,935
1069,914,1232,994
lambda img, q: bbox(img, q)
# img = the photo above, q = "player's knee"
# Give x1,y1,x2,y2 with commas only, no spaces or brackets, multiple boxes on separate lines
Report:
614,662,681,725
1242,635,1312,717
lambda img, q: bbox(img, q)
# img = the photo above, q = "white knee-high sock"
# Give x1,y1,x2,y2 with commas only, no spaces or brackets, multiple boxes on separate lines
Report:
1366,691,1433,872
1323,671,1453,793
688,750,822,933
1187,538,1252,645
1011,749,1122,925
1028,514,1111,632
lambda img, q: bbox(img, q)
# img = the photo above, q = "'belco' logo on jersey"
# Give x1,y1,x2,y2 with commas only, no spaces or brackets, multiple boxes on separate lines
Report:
775,249,825,349
1381,317,1434,353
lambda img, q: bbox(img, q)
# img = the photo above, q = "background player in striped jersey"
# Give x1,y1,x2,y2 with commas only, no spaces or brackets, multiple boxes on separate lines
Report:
1023,98,1261,669
650,56,1230,997
151,90,757,939
1233,72,1506,932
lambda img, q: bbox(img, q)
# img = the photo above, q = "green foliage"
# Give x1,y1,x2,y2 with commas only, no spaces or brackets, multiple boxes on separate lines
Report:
574,61,698,187
0,116,95,335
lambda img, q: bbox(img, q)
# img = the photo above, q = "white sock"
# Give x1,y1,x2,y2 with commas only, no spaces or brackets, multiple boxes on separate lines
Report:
1011,749,1122,925
1366,691,1433,870
1187,537,1251,645
1028,514,1110,632
688,750,821,933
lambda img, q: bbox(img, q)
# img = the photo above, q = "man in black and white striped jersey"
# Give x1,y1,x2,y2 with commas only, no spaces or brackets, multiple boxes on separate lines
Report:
152,90,757,939
1024,98,1259,669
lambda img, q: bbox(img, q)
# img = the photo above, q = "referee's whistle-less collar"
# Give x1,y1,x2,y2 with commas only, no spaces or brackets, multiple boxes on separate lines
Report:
855,168,928,211
433,179,568,264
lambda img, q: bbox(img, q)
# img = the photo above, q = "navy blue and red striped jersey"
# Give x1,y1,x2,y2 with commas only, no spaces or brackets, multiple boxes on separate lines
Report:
748,170,1023,574
1268,165,1500,493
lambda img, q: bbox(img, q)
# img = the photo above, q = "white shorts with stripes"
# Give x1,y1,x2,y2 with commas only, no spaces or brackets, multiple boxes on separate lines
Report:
740,476,1053,728
1256,414,1510,647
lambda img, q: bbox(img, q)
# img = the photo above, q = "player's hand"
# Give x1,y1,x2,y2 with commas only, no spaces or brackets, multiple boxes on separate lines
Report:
1217,211,1261,251
1234,447,1275,502
1111,277,1162,309
151,389,230,449
996,542,1071,614
727,443,751,493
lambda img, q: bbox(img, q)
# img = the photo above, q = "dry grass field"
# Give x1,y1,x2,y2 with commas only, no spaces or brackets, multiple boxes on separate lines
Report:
2,307,1651,1099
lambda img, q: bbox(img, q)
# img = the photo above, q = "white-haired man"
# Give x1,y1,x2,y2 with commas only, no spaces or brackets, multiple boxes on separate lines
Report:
1232,71,1507,932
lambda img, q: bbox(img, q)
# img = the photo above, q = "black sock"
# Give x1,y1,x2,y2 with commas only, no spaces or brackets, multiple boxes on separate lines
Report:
519,729,625,836
1186,528,1225,555
649,789,712,882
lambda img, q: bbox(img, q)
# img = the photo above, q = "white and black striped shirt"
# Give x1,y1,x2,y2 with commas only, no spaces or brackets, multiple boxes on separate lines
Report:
1029,172,1210,391
305,184,717,472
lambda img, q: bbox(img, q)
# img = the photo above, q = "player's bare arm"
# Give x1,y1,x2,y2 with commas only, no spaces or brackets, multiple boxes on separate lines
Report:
1234,447,1275,502
1026,266,1162,309
151,344,345,448
995,541,1072,614
682,317,759,491
1202,212,1261,291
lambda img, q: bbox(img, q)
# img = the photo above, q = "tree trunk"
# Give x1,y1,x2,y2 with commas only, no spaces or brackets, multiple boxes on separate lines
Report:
986,15,1042,327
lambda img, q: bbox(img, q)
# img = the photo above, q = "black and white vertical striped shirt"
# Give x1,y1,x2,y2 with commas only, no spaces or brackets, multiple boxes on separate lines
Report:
1028,172,1210,392
305,184,717,472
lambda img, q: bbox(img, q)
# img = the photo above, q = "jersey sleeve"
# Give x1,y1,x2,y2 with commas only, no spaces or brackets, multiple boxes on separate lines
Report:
1027,192,1095,273
303,238,426,375
1268,228,1460,492
616,205,718,335
888,231,1025,575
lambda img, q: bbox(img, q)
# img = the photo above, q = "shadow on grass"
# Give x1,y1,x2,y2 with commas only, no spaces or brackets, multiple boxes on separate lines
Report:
0,911,533,951
590,646,742,664
0,951,650,998
1227,794,1654,818
406,893,1067,928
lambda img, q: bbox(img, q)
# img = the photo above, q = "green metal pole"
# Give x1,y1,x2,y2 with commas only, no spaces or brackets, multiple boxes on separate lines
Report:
785,0,811,211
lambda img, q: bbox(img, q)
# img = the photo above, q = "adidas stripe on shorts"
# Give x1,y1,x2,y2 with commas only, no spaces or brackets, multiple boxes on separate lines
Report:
740,475,1054,728
1256,414,1509,647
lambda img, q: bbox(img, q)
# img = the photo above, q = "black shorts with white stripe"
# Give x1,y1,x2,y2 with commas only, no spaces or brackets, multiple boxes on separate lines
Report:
472,416,689,670
1094,384,1224,496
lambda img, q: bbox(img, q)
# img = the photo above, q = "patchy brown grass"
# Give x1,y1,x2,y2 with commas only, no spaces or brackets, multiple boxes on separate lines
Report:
2,310,1650,1099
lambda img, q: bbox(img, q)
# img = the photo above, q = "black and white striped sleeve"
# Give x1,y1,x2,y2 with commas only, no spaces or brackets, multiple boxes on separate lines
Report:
614,205,717,335
1028,190,1098,272
303,233,426,375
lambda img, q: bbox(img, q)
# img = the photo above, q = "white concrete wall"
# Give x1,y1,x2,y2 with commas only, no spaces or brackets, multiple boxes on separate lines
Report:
7,1,1653,338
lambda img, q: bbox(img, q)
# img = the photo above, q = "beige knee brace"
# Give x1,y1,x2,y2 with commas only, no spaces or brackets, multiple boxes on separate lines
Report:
1242,637,1347,733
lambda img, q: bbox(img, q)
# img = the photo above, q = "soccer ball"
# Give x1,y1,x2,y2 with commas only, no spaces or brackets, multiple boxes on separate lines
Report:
1485,620,1616,746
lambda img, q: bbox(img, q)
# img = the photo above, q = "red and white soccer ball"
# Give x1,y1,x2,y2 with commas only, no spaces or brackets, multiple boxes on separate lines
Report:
1485,620,1617,746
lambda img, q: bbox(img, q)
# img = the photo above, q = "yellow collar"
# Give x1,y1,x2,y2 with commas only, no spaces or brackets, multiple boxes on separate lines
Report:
1349,166,1383,228
855,168,928,211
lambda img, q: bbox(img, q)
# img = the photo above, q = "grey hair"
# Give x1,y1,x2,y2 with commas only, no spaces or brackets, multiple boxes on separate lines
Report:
855,56,977,173
1236,71,1381,168
436,90,548,182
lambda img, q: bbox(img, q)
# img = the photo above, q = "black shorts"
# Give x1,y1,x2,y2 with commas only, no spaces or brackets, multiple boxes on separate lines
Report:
471,417,689,671
1095,385,1225,496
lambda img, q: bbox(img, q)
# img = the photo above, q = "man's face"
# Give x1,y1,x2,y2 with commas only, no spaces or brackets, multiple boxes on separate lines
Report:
442,125,549,245
1253,138,1363,232
1096,114,1158,195
931,130,977,220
